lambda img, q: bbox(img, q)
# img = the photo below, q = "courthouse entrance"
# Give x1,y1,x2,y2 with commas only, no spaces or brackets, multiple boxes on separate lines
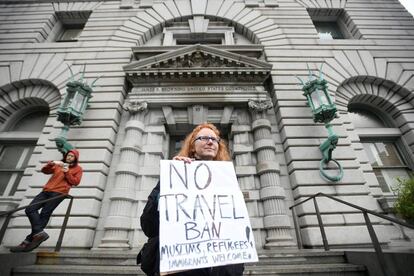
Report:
97,44,296,249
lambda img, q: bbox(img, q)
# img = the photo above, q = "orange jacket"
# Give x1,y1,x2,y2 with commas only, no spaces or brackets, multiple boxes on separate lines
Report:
42,150,83,194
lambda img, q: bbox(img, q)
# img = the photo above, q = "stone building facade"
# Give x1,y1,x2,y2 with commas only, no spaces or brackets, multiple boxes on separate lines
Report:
0,0,413,251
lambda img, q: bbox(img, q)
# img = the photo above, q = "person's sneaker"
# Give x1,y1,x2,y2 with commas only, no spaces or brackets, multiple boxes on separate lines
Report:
10,240,30,253
24,231,49,252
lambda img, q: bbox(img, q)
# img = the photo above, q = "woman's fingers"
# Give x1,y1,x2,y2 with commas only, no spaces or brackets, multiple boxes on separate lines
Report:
173,156,194,163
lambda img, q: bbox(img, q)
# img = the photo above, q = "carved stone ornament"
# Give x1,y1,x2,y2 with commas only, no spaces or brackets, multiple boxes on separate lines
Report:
124,100,148,114
248,99,273,112
151,51,246,69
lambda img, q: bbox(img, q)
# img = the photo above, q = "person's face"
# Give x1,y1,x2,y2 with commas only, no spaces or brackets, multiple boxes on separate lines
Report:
66,152,76,164
193,128,220,160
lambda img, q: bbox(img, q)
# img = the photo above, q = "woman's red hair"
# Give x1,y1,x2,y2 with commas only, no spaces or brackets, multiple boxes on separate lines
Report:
177,123,231,161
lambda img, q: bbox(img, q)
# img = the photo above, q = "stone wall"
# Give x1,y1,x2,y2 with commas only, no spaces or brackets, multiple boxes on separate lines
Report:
0,0,413,249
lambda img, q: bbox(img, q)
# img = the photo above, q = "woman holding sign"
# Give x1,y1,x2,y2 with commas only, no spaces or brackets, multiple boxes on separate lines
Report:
139,123,245,276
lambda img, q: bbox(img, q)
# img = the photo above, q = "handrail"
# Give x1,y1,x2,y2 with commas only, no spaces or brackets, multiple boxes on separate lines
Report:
289,192,414,276
0,194,74,252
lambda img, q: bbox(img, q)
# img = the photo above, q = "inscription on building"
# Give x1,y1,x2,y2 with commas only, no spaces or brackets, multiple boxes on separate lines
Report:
133,86,260,93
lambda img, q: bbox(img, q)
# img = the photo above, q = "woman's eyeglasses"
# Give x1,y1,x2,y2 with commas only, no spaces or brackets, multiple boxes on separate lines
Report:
194,136,221,144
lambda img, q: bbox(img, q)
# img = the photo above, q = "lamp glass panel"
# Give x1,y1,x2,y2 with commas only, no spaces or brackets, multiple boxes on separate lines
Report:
62,93,73,107
310,91,320,109
317,89,330,105
71,92,85,112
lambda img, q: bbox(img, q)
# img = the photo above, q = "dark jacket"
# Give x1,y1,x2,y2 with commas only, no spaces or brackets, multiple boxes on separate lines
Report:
140,182,244,276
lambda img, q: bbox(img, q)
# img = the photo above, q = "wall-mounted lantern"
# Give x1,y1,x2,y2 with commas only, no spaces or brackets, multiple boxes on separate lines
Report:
57,81,92,126
298,65,343,182
55,65,98,154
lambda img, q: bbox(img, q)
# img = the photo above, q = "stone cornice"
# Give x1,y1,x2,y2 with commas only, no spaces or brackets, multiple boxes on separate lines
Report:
131,44,265,59
124,44,272,84
125,44,271,70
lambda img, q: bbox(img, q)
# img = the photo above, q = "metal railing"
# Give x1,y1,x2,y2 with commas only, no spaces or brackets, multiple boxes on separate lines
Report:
0,194,74,252
290,192,414,276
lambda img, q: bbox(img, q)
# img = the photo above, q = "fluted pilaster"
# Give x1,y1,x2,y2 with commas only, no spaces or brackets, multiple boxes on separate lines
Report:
231,122,266,247
248,99,295,248
99,101,148,248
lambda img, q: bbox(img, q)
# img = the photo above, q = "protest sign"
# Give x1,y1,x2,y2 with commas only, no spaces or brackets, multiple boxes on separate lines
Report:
159,160,258,274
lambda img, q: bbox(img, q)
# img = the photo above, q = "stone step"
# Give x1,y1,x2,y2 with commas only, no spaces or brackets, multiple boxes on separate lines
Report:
244,263,367,275
33,250,348,266
12,263,367,276
9,249,368,276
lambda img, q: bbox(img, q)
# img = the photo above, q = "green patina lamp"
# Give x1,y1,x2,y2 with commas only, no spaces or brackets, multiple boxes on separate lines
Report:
56,65,98,154
298,65,343,182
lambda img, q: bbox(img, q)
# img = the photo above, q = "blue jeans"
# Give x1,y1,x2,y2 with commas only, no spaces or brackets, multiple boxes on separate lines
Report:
25,191,65,242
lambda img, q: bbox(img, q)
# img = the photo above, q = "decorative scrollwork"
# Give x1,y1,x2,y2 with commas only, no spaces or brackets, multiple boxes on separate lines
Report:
124,100,148,114
152,51,243,69
248,99,273,112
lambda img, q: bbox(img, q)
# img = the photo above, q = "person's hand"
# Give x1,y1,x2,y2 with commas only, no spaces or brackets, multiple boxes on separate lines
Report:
173,156,194,163
53,161,64,167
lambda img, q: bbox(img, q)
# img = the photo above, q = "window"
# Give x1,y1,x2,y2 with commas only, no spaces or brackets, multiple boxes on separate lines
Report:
308,8,358,40
0,145,35,195
161,17,237,46
47,11,91,42
349,108,412,194
313,21,345,40
57,27,84,42
168,135,185,160
362,142,411,193
0,109,48,196
175,34,224,45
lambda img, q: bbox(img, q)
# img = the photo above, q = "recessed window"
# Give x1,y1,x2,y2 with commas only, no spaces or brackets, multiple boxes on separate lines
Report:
176,35,223,45
161,17,236,46
47,11,91,42
362,142,411,193
0,109,48,196
313,21,345,40
308,8,359,40
0,144,35,195
57,26,84,42
349,108,412,194
169,135,185,159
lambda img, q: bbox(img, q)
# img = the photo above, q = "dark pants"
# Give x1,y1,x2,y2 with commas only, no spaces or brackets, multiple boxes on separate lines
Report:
24,191,65,242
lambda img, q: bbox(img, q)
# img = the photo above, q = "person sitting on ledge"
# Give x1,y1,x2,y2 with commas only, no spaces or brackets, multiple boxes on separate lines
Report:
10,149,83,253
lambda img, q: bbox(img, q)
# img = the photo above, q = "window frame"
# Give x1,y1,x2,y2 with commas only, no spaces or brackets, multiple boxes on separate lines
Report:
56,25,85,42
46,11,91,43
308,8,356,40
0,142,36,196
350,107,414,195
0,107,48,197
360,139,412,194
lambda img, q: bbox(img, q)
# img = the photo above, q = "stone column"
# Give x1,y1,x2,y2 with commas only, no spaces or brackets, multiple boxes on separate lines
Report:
99,100,148,248
248,99,295,247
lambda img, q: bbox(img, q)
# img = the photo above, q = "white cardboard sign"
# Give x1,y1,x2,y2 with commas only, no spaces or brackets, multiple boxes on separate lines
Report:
159,160,258,273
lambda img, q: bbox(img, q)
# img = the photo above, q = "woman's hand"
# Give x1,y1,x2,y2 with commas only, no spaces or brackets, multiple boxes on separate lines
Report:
52,161,64,167
173,156,194,163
